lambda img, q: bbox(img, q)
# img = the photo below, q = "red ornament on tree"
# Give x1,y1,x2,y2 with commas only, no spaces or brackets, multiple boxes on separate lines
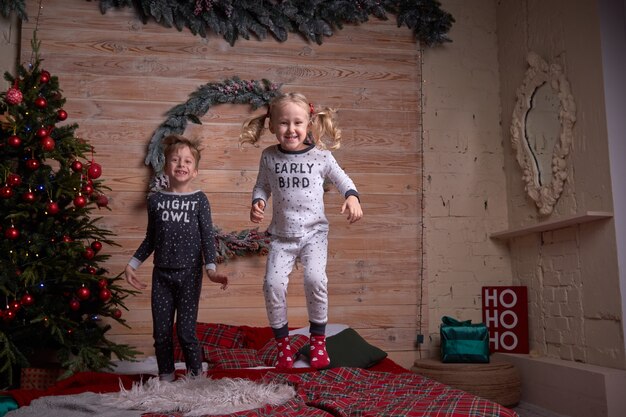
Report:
34,96,47,109
5,226,19,240
7,173,22,187
87,162,102,179
71,160,83,172
112,309,122,319
76,286,90,300
46,200,60,215
0,186,14,199
22,190,36,203
87,266,97,275
99,288,112,302
39,70,51,83
36,127,48,138
57,109,68,121
62,234,73,243
91,241,103,252
7,135,22,148
83,247,95,260
3,309,15,322
41,136,56,152
25,158,40,170
82,183,94,195
95,194,109,208
69,299,81,311
73,194,87,208
97,278,108,288
21,293,34,306
5,83,23,105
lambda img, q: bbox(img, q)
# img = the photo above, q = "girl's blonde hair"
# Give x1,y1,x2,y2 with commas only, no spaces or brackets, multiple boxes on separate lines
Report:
162,134,202,167
239,92,341,150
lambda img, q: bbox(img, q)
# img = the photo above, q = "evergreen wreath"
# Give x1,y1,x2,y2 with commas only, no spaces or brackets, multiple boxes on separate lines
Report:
1,0,454,47
148,76,280,263
146,76,281,180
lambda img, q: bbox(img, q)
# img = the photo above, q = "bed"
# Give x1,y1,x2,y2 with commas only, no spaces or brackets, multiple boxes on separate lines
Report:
1,323,519,417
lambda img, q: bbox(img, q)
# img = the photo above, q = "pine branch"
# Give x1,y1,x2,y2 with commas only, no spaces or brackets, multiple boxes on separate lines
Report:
86,0,454,46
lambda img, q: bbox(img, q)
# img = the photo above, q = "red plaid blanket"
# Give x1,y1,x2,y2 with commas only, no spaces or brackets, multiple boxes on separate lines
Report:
145,368,518,417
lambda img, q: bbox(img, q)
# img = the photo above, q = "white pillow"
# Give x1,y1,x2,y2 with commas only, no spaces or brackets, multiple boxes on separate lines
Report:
288,323,349,337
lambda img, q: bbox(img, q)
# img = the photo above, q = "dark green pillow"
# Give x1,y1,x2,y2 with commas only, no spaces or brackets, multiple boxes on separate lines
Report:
299,328,388,368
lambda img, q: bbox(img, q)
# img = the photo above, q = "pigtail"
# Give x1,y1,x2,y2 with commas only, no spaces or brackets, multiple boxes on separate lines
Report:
239,112,268,148
310,107,341,150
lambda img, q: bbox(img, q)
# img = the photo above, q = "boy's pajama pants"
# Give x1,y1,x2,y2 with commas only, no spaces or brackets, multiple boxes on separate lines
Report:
151,266,203,376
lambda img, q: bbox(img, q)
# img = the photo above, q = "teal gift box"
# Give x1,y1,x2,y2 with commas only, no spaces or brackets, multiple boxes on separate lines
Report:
440,316,490,363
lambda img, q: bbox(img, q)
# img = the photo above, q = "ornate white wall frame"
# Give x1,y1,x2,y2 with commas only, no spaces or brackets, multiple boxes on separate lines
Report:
510,52,577,216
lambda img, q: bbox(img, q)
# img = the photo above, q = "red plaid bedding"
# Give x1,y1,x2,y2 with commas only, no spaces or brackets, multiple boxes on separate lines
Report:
144,367,518,417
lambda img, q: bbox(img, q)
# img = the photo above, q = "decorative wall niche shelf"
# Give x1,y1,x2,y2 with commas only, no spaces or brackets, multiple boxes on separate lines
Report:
490,211,613,240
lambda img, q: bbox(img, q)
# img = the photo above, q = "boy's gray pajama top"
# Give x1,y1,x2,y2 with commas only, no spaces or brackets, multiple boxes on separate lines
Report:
129,190,216,376
253,144,359,329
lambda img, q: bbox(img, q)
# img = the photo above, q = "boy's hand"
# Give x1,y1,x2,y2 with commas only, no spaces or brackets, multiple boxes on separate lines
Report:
341,195,363,224
125,265,147,290
250,200,266,223
208,269,228,290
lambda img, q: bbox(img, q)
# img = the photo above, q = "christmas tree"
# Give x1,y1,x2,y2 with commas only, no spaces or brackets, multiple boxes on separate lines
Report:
0,37,138,388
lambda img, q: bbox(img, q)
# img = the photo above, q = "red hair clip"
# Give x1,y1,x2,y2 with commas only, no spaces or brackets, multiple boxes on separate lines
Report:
309,102,315,116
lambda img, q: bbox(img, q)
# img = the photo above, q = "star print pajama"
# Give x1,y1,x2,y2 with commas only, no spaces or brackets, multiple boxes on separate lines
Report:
151,265,203,376
128,190,217,378
252,144,359,334
264,228,329,329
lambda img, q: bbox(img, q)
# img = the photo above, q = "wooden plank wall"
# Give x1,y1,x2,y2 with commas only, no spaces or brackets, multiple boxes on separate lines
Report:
21,0,423,367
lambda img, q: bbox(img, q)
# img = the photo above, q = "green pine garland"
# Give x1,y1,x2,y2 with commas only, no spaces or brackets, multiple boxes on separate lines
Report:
146,76,281,178
1,0,454,47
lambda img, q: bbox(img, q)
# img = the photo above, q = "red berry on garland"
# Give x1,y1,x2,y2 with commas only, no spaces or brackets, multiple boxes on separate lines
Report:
99,288,112,302
87,162,102,179
112,309,122,319
22,190,36,203
39,70,50,83
7,173,22,187
41,136,56,152
73,194,87,208
25,158,40,170
71,160,83,172
46,200,60,215
76,286,90,300
7,135,21,148
21,293,34,306
91,241,103,252
34,96,47,108
5,226,19,240
95,193,109,208
36,127,48,138
97,278,108,288
69,299,81,311
57,109,68,121
6,84,23,105
83,247,95,260
0,186,14,199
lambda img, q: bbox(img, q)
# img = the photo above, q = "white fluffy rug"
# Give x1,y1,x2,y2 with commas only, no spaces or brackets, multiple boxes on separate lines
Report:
110,376,296,416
